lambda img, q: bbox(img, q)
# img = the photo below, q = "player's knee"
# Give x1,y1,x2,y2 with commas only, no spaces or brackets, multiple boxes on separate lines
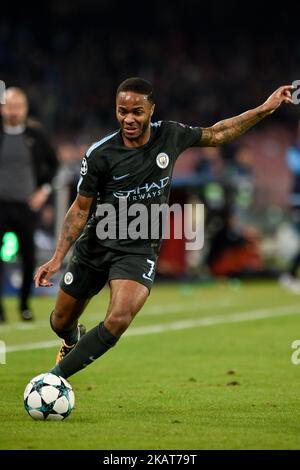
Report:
50,309,71,334
105,309,133,336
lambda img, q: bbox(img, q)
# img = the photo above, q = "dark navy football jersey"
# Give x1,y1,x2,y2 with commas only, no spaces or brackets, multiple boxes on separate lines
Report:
76,120,202,257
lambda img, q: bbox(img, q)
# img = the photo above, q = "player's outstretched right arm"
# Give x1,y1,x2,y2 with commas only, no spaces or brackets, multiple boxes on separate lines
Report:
200,85,294,146
34,194,93,287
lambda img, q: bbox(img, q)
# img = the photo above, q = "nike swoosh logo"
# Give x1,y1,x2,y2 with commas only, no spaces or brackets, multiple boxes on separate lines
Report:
113,173,130,181
83,356,96,368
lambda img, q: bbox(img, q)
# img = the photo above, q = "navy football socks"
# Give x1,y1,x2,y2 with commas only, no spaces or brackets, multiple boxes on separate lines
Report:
51,322,119,378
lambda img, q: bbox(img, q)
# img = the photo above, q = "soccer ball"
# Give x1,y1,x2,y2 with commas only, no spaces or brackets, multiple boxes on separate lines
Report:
24,373,75,421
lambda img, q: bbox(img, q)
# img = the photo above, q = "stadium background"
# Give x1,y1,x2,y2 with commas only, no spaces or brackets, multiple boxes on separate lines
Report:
2,0,300,452
1,0,300,289
0,0,299,295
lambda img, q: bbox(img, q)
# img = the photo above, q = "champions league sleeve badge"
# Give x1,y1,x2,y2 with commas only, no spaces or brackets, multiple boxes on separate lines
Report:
80,157,88,176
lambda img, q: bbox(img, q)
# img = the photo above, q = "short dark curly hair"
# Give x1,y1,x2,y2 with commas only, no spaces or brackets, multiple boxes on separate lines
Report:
116,77,154,103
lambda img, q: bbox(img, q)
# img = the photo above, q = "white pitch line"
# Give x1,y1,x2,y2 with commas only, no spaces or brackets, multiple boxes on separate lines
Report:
144,298,234,315
6,340,61,352
5,303,300,353
126,304,300,336
0,299,235,332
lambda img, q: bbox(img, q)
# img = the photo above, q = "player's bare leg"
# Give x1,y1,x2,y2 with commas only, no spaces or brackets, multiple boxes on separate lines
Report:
50,279,149,378
104,279,149,336
50,288,90,363
51,288,90,333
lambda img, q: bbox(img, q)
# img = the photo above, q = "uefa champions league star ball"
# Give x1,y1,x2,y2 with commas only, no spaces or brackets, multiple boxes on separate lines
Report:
24,373,75,421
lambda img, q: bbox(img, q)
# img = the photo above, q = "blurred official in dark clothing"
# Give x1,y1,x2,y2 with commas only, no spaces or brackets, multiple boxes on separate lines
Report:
0,87,57,322
279,121,300,293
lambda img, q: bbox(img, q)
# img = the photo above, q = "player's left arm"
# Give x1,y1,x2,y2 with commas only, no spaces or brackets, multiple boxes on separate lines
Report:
200,85,294,147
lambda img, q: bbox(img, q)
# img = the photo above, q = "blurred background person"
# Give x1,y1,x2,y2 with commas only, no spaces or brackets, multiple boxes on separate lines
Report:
0,87,57,322
194,146,263,278
279,121,300,293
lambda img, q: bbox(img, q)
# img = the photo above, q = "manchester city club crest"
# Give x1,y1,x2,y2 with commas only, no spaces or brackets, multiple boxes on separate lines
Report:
64,272,73,285
156,152,169,169
80,157,88,175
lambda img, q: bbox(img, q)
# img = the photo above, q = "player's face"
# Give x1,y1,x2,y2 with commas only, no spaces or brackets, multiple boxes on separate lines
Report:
1,91,28,126
116,92,154,144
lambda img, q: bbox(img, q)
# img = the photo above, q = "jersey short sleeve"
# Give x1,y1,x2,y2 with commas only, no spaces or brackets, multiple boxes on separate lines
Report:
166,121,202,155
77,145,107,197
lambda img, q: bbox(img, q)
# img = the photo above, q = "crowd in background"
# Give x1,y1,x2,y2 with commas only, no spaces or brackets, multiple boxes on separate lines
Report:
1,2,299,141
1,0,300,284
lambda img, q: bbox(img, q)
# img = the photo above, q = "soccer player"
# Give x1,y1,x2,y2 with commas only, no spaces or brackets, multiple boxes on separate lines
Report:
34,77,293,379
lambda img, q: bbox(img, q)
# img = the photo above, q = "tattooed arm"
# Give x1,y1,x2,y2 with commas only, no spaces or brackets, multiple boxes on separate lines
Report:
34,194,93,287
200,85,294,146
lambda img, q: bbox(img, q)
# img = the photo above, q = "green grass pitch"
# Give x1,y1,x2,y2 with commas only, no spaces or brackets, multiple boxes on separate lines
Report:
1,280,300,450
